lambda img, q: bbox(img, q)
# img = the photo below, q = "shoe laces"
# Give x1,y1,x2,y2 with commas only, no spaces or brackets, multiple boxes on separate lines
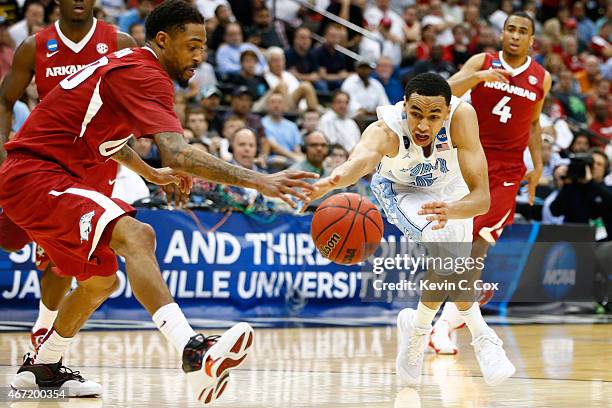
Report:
58,364,85,382
203,334,220,349
406,329,429,365
22,352,35,365
471,334,504,366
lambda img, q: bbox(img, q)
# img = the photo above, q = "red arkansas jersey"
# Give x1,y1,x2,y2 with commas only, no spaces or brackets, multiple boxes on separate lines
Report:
6,47,183,185
35,18,118,100
471,51,546,161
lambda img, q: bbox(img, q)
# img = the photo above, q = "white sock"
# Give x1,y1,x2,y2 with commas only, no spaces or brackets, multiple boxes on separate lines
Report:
459,303,490,339
35,329,72,364
33,301,58,333
152,303,197,354
414,302,439,329
437,302,464,329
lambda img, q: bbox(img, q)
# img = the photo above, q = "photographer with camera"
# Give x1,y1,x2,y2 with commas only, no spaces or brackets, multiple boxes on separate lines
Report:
550,148,612,240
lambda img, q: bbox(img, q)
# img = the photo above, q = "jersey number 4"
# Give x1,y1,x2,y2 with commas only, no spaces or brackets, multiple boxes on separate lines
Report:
492,96,512,124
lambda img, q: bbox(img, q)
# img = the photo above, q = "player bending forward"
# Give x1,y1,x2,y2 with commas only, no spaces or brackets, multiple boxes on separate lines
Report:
430,11,551,354
1,1,317,405
306,73,515,386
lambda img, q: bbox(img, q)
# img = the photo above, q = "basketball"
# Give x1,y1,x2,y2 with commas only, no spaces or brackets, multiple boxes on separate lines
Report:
311,193,384,265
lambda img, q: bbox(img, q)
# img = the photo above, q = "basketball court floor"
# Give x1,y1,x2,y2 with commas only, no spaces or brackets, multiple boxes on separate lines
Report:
0,318,610,407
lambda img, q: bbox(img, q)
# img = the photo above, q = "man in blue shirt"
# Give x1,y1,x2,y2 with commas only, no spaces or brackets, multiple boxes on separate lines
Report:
262,91,303,167
118,0,154,34
216,22,266,76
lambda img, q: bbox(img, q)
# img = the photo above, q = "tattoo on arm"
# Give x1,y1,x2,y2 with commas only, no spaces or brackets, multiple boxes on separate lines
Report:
154,132,261,188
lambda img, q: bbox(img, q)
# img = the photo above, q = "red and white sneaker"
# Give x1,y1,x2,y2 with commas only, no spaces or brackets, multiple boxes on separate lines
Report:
182,322,253,405
30,328,48,351
477,287,495,307
429,320,458,355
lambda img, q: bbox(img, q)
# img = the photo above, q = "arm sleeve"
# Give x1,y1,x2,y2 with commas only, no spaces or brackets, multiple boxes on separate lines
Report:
102,66,183,137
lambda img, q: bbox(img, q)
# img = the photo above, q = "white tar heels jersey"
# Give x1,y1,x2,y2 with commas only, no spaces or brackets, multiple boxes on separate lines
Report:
374,96,469,201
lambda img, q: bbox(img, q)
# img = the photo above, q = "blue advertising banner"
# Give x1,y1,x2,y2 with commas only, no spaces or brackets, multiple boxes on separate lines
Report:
0,210,597,323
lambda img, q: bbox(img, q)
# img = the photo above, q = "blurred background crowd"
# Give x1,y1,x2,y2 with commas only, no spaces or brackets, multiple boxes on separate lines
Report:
2,0,611,238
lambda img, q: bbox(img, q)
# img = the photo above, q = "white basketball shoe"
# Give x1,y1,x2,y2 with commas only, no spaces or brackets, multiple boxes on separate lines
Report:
471,329,516,386
396,308,431,385
182,322,254,405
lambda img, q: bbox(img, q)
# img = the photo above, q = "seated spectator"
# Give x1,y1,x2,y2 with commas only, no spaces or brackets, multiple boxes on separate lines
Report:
318,90,361,153
589,98,612,146
585,79,612,116
421,0,454,46
226,128,266,207
209,4,234,51
471,25,499,55
488,0,513,35
192,48,219,100
9,2,44,47
363,0,405,65
319,0,365,50
553,69,587,123
264,46,319,111
524,135,565,188
186,108,213,145
216,22,266,76
200,87,223,136
299,109,320,137
314,24,351,91
590,20,612,59
542,165,567,225
573,1,597,46
231,49,270,101
341,59,389,118
218,115,246,161
245,6,288,49
289,130,329,177
574,55,602,96
324,143,349,174
402,5,421,44
0,19,14,79
195,0,230,20
285,27,323,91
224,86,269,162
415,24,437,61
448,24,470,68
372,56,403,104
411,44,456,80
129,23,146,47
561,35,584,73
262,91,303,166
568,132,593,154
118,0,154,34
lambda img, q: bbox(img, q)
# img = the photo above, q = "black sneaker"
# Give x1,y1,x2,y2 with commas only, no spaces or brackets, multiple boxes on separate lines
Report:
10,354,102,397
183,323,254,405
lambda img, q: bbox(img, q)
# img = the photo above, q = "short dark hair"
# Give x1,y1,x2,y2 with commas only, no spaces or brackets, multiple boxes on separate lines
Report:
404,73,451,105
240,49,258,62
332,90,350,102
145,0,204,41
503,11,535,35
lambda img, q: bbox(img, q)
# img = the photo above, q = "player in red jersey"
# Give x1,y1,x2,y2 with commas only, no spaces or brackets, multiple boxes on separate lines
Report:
428,12,552,354
0,0,138,350
1,1,315,403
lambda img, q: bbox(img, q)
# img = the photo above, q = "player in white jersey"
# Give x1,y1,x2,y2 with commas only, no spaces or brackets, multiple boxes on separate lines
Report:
306,73,515,386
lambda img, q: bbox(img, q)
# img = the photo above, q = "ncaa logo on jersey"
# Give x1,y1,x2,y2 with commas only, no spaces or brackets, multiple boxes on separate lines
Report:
528,75,538,85
96,43,109,54
492,60,502,69
436,127,448,142
46,39,58,52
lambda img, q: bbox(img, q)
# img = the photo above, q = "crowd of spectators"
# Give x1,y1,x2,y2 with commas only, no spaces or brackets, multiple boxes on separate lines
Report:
1,0,611,237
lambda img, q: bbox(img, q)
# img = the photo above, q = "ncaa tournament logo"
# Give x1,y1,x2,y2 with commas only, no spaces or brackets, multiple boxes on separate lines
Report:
46,39,58,52
541,242,576,300
96,42,109,54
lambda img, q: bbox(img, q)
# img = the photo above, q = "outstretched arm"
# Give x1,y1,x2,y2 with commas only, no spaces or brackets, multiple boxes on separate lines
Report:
448,53,510,97
305,120,398,202
419,103,490,229
0,36,35,163
154,132,318,207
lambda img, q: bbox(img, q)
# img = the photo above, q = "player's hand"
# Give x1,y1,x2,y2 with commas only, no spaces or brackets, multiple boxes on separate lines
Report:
418,201,449,230
300,174,341,212
255,171,319,208
521,167,542,205
162,182,190,209
477,68,511,84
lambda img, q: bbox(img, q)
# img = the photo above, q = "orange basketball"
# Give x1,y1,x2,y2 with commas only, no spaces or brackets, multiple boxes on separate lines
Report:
311,193,384,265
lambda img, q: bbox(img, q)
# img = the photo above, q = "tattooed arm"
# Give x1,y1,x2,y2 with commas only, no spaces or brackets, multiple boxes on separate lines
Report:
154,132,319,207
112,143,191,190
